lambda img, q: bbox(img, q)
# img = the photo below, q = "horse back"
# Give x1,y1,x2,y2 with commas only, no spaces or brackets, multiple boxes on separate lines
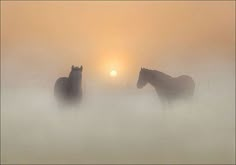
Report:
174,75,195,95
54,77,68,98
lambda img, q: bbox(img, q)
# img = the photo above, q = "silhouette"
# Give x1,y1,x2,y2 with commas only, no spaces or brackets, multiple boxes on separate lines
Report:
54,65,83,105
137,67,195,105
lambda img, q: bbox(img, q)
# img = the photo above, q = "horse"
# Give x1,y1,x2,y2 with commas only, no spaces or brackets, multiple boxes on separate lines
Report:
54,65,83,105
137,67,195,106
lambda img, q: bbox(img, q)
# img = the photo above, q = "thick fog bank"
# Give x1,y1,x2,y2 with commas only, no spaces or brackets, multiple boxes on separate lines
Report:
1,73,235,164
1,45,235,164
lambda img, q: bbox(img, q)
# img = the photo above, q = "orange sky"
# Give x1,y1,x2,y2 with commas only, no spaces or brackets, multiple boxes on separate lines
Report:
1,1,235,86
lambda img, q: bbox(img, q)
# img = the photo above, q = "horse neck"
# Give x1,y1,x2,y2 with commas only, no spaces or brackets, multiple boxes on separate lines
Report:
68,74,81,92
145,70,171,89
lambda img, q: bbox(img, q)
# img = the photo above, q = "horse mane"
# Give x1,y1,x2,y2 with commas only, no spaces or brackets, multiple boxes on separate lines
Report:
143,68,173,80
68,70,74,79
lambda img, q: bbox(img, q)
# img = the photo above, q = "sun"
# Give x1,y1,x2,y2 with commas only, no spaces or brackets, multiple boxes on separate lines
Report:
110,69,117,77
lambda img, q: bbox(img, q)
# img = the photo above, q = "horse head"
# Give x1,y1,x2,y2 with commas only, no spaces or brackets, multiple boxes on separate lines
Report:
69,65,83,94
137,67,148,89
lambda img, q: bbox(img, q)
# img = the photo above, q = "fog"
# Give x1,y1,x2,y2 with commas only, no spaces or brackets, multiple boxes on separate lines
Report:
1,1,235,164
1,52,235,164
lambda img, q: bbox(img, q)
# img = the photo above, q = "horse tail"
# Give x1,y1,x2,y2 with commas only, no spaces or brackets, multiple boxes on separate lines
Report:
178,75,195,97
187,76,195,97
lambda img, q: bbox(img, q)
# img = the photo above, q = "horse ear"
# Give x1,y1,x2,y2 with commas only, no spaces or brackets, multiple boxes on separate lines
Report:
72,65,74,70
80,65,83,71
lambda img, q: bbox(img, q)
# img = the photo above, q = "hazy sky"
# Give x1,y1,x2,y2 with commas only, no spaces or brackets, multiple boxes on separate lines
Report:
1,1,235,86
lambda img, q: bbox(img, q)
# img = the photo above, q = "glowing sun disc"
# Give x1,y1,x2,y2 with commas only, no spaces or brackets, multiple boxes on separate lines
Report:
110,69,117,77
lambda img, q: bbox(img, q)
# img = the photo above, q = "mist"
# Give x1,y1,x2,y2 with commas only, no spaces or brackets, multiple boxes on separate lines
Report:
1,1,235,164
1,49,235,164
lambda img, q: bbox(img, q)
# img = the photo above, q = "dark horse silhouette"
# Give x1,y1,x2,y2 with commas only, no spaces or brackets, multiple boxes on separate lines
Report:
137,68,195,104
54,65,83,104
